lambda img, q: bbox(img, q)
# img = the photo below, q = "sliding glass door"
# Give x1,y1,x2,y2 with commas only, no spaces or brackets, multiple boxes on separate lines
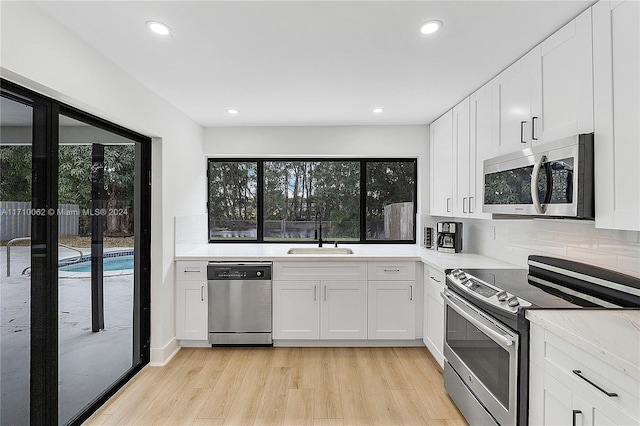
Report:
0,94,34,426
0,80,151,426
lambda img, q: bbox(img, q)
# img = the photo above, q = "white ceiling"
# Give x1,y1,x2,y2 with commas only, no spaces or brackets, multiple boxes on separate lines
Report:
33,1,595,127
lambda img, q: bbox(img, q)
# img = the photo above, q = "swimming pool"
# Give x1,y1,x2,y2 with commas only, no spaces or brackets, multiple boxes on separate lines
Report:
58,250,134,276
60,256,134,273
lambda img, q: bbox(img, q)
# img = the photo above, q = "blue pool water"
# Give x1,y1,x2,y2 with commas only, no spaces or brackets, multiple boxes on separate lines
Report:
59,255,134,273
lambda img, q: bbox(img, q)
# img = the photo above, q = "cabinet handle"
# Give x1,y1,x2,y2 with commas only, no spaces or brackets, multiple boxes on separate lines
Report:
532,116,538,141
410,285,413,301
384,269,401,273
324,285,327,301
520,121,527,143
430,276,441,283
184,268,201,273
314,285,317,301
446,198,451,212
572,410,582,426
200,286,205,302
572,370,618,397
462,197,468,214
469,196,474,213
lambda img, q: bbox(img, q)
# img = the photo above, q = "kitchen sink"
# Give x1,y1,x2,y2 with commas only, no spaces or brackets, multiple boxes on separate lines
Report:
287,247,354,255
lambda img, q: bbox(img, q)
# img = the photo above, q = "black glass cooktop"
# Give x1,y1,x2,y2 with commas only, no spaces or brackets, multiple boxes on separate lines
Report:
460,268,591,309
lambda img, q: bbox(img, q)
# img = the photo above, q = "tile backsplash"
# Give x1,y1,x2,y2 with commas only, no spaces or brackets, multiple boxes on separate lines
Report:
175,213,208,253
423,215,640,278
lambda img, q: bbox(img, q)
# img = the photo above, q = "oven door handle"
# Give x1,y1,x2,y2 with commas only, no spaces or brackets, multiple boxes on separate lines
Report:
442,290,515,347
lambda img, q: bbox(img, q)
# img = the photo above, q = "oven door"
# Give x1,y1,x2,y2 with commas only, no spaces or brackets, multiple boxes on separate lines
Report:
442,289,519,426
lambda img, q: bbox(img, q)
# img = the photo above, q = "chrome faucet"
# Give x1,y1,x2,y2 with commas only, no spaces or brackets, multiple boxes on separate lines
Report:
315,212,323,247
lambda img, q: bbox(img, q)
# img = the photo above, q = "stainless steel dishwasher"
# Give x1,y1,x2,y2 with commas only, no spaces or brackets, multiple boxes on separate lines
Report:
207,262,272,346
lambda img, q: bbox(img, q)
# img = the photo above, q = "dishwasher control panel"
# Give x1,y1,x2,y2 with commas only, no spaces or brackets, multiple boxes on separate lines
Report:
207,262,272,280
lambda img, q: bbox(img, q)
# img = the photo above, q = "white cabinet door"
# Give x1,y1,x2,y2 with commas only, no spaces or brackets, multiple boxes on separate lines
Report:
470,82,495,219
273,280,320,339
430,110,454,216
320,281,367,339
176,280,208,340
453,97,471,218
593,0,640,231
493,47,542,154
423,267,445,368
541,372,574,426
539,8,594,143
368,281,415,340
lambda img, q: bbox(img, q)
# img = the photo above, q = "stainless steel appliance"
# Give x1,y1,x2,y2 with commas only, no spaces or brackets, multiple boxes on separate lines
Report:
443,256,640,425
207,262,273,346
437,222,462,253
483,133,594,218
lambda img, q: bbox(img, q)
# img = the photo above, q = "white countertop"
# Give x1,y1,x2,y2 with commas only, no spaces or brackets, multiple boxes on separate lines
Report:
175,243,520,271
527,309,640,381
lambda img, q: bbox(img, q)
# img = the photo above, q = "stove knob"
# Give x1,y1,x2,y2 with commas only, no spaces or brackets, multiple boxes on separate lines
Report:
507,296,520,307
496,291,508,302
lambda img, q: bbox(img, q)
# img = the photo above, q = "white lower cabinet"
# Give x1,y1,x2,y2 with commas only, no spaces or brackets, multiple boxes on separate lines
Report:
273,261,418,341
272,280,320,339
273,279,367,340
529,323,639,425
423,266,445,368
367,281,415,339
175,261,208,341
367,261,416,340
272,261,368,340
321,281,368,339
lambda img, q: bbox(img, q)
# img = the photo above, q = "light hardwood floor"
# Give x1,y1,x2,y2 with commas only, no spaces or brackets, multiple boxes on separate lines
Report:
85,347,467,426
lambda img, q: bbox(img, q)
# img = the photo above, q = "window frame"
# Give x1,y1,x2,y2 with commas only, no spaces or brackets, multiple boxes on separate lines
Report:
207,157,417,244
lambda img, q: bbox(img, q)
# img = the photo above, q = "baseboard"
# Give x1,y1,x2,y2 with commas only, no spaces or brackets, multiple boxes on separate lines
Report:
150,337,180,366
273,338,426,347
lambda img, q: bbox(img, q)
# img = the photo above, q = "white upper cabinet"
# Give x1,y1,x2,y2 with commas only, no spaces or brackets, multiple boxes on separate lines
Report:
493,7,593,154
469,82,495,219
538,8,594,142
453,98,471,218
430,110,454,216
593,0,640,231
493,47,542,154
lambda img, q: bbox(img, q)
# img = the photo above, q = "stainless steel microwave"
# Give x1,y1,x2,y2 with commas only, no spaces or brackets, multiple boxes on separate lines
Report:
483,133,594,218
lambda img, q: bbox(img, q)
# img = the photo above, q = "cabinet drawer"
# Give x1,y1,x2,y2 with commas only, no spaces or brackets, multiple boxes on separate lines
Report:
425,267,445,289
273,261,367,281
543,331,639,421
176,261,208,281
367,261,416,281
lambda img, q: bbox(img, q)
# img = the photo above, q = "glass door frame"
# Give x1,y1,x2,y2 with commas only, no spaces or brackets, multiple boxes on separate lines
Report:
1,78,151,425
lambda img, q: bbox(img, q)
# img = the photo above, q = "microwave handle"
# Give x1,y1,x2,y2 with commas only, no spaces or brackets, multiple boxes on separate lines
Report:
531,155,548,214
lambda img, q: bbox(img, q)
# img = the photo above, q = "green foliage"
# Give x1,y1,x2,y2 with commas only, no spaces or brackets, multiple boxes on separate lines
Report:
0,146,32,201
1,144,136,235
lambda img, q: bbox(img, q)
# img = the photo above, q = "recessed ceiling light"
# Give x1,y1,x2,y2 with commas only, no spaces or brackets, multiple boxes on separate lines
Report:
420,20,442,35
373,108,384,114
227,109,239,115
146,21,172,37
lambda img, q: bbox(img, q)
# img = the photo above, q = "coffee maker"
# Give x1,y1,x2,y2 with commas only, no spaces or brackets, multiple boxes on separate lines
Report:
436,222,463,253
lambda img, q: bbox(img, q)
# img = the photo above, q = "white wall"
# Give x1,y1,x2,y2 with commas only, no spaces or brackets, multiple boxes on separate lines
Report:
204,125,429,215
1,1,206,364
424,215,640,278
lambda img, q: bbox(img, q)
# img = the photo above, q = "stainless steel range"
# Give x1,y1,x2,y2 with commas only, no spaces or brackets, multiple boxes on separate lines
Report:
442,256,640,426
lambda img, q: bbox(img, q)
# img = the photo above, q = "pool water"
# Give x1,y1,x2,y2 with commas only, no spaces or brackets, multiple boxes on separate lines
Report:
60,255,134,273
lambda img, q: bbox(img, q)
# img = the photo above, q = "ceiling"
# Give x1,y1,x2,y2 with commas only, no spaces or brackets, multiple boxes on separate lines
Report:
32,1,594,128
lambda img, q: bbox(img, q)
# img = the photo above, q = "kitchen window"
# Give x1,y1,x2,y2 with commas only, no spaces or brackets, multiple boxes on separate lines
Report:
207,159,416,243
